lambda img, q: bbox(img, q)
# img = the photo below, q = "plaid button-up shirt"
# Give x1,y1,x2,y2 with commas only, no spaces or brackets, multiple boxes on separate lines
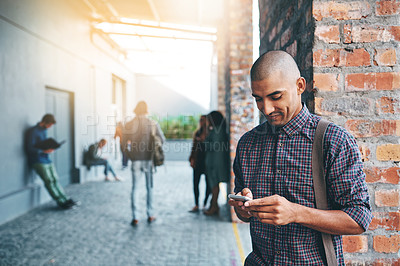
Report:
234,106,372,265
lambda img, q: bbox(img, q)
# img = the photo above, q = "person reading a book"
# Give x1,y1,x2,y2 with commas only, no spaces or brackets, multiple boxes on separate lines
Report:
86,139,121,182
26,114,78,209
228,51,372,265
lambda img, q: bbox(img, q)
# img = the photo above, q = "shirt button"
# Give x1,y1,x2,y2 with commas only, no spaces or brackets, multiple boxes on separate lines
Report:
276,251,280,254
278,143,283,147
276,225,281,228
277,170,281,174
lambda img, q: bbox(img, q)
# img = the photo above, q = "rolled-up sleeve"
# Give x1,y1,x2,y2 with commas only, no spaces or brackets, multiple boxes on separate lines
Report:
233,142,245,194
326,128,372,231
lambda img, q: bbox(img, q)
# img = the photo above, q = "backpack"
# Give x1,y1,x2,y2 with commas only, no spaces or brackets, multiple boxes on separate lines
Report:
122,118,164,166
151,124,164,167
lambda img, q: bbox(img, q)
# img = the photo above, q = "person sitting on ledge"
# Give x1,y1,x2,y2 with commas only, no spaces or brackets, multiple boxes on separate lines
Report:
86,139,121,182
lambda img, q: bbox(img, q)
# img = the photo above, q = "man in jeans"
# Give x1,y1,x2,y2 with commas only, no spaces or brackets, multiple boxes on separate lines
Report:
26,114,78,209
122,101,165,226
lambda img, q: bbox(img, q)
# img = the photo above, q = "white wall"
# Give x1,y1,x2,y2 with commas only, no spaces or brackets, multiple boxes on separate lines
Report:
0,0,136,224
135,74,209,117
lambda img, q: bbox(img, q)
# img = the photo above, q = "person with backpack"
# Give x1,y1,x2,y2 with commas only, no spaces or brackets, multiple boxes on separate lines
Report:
122,101,165,226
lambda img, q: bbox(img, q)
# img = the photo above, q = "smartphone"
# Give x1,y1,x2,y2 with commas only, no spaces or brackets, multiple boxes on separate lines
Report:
228,194,251,202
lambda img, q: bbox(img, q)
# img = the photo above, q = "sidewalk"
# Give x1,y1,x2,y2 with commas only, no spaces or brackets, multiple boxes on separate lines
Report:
0,161,252,266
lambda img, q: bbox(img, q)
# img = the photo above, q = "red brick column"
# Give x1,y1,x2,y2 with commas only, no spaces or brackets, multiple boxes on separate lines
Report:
258,0,314,109
313,0,400,264
220,0,254,223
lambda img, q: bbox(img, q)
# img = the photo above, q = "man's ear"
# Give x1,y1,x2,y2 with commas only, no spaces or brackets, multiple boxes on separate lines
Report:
296,77,306,95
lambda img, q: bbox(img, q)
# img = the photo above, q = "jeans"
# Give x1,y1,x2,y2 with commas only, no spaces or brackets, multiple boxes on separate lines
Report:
89,159,116,177
33,163,68,205
131,160,153,220
121,145,128,167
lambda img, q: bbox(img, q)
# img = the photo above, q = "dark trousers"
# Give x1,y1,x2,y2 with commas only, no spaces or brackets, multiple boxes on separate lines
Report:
121,145,128,167
193,168,211,206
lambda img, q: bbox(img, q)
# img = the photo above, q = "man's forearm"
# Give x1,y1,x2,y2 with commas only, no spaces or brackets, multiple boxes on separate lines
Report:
295,204,364,235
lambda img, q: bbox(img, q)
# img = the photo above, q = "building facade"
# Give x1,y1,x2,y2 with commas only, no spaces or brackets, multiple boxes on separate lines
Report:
1,0,399,263
0,0,136,225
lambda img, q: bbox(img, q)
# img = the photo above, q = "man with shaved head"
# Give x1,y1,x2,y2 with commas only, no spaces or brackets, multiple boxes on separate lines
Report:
229,51,371,265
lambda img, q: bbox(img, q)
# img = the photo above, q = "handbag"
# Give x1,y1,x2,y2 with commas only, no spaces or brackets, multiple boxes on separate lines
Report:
312,119,338,266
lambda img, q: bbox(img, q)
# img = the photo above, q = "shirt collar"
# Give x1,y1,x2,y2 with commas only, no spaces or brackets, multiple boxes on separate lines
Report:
257,104,311,136
37,123,46,130
280,104,310,137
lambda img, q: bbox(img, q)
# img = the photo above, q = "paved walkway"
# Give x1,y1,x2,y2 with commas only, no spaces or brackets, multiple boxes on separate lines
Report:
0,161,252,266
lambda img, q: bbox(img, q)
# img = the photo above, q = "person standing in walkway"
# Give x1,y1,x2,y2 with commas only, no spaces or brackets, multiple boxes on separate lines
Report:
26,114,79,209
86,139,121,182
203,111,230,216
122,101,165,226
229,51,372,265
188,115,210,212
114,121,128,169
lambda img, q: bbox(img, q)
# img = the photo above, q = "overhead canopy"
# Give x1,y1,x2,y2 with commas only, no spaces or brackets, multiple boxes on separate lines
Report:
84,0,224,28
82,0,224,74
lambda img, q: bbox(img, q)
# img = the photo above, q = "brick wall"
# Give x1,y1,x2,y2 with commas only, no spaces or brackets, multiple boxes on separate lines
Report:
219,0,254,222
313,0,400,264
228,0,254,146
217,19,229,117
258,0,314,110
254,0,400,263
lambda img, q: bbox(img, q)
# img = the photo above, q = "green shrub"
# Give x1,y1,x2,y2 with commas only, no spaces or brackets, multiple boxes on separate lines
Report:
151,114,200,139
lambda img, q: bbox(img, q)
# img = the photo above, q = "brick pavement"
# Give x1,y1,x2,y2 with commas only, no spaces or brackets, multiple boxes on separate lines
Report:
0,161,252,266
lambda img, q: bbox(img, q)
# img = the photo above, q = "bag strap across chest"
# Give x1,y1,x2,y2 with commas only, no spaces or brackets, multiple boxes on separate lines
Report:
312,119,338,266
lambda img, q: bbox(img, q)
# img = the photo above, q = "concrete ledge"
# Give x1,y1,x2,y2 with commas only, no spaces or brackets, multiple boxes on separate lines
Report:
0,184,50,225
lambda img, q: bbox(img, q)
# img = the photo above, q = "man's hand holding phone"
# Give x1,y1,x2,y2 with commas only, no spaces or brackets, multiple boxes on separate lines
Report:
228,194,252,202
228,188,253,220
243,194,298,225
